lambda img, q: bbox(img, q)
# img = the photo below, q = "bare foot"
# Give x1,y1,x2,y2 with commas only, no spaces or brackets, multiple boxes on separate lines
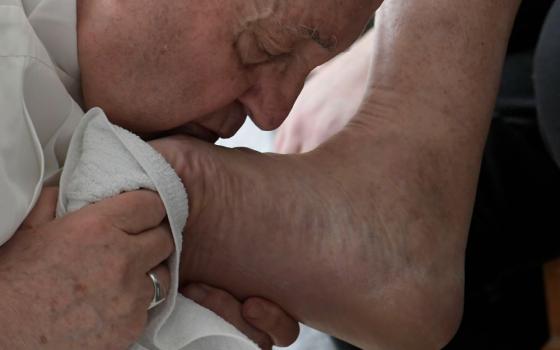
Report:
151,133,466,350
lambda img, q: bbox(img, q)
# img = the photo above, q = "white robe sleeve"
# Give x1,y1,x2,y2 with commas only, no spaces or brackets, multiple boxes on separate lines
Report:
0,0,80,245
0,0,45,245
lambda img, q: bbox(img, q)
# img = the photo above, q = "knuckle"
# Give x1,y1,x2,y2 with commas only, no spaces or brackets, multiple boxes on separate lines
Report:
143,190,163,206
132,191,165,218
155,202,166,221
143,192,166,220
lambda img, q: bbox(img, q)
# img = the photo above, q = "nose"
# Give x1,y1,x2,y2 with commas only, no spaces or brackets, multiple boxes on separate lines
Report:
238,63,308,131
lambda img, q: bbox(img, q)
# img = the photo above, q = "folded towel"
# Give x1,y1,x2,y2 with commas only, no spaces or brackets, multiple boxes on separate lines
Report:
56,108,258,350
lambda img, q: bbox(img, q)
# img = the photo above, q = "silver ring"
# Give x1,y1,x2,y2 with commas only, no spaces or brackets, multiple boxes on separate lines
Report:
147,271,166,310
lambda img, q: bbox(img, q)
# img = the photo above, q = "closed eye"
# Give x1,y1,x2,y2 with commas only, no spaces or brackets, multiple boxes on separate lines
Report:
236,31,272,65
236,26,296,67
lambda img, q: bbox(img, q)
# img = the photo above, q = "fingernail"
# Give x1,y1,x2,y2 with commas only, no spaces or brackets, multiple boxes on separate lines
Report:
245,300,265,320
183,284,208,303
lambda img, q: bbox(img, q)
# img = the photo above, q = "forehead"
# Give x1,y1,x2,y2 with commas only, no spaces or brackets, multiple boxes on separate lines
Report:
233,0,372,52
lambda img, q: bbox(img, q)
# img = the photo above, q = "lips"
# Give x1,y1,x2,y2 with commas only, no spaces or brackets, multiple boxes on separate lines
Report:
173,123,221,143
161,102,249,143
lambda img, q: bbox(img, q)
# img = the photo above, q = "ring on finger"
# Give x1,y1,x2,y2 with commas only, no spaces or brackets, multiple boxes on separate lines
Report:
147,270,166,310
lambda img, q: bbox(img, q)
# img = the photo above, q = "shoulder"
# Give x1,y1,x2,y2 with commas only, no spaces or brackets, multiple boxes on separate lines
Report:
0,0,56,71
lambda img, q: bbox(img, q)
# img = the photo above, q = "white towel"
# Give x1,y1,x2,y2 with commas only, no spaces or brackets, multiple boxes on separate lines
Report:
57,108,259,350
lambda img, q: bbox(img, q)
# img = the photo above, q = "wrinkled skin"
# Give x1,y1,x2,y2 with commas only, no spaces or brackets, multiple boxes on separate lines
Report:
78,0,522,349
0,189,173,350
76,0,378,347
0,188,297,349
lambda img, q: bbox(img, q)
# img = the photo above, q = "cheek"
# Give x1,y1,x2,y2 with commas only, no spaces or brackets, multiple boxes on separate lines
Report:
182,52,252,120
125,47,250,133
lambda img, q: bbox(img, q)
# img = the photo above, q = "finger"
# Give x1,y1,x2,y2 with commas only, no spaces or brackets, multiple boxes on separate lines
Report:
91,190,166,233
20,187,59,229
133,222,175,270
182,284,273,350
243,298,300,347
141,264,171,309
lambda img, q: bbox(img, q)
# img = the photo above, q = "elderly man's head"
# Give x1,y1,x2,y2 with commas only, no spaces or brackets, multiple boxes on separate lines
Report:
77,0,378,139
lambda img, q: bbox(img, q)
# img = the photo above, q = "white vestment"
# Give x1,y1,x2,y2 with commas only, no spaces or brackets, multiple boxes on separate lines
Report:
0,0,82,243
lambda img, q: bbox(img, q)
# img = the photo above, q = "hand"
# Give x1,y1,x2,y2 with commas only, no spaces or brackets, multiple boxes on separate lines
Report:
182,284,299,349
275,29,374,154
0,187,174,350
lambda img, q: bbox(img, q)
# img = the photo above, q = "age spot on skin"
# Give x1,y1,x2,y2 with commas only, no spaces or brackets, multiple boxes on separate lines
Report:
39,335,48,344
74,283,88,294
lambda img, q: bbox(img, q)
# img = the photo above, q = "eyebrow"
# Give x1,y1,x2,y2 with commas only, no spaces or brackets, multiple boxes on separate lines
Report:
237,18,338,55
